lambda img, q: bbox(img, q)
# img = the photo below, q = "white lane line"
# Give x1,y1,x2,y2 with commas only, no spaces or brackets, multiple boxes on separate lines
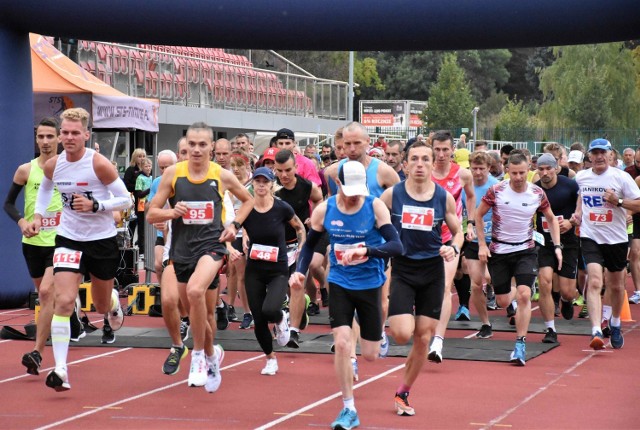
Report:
255,363,406,430
34,354,263,430
480,323,639,429
0,308,29,315
0,348,132,384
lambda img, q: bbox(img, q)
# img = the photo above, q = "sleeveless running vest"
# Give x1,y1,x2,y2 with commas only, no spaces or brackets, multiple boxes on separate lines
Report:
324,195,385,290
432,162,462,243
169,161,226,263
23,158,61,247
330,158,385,197
53,148,116,241
391,182,447,259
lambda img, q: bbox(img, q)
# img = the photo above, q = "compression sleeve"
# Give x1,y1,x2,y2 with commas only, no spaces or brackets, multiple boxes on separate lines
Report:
101,178,133,212
295,228,323,275
34,175,55,216
3,182,25,223
367,223,404,258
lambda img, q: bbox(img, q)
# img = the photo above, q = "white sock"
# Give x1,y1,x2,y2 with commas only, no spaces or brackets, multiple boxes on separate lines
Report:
343,397,356,412
610,316,621,327
431,335,443,349
592,326,601,336
602,305,612,321
545,320,555,331
511,300,518,310
51,315,70,370
192,349,204,358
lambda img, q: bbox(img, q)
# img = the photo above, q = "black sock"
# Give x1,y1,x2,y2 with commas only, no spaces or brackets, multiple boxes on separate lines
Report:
552,291,560,305
517,336,526,343
181,316,190,324
454,274,471,308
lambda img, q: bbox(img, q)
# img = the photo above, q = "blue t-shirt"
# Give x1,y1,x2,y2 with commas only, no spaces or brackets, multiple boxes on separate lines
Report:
148,176,163,237
329,158,385,197
324,195,386,290
463,175,498,243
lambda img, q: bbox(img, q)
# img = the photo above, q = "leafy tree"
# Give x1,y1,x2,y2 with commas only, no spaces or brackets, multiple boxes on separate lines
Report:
423,53,476,129
539,43,640,128
496,98,531,141
353,57,384,97
458,49,512,101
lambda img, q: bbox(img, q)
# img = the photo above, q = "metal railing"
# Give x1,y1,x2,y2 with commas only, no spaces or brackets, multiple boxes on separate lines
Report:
76,41,348,120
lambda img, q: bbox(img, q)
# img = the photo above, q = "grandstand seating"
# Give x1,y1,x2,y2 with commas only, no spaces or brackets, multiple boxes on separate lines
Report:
73,41,306,111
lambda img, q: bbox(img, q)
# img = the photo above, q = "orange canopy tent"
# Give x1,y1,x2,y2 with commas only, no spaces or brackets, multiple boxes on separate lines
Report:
31,34,159,132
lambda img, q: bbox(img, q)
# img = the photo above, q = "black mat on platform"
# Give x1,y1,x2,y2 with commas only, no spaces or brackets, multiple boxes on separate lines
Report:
69,327,558,362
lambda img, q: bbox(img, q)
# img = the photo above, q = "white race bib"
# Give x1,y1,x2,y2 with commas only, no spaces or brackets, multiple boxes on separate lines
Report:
401,205,434,231
533,231,545,246
53,247,82,270
249,244,279,262
182,201,214,225
286,243,298,267
542,215,564,233
40,211,61,231
334,242,368,266
589,209,613,225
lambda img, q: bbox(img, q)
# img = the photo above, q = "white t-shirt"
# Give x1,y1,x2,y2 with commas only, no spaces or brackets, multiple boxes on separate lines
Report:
576,166,640,244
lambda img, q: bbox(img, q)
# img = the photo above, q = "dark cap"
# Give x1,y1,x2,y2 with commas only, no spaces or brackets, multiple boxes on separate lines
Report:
252,167,275,181
276,128,295,141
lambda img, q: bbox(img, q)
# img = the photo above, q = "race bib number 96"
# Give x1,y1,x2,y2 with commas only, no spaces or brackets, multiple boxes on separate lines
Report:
53,247,82,270
401,205,434,231
182,201,214,225
40,211,61,231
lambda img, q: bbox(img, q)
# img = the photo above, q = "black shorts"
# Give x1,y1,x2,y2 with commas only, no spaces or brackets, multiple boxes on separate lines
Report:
389,255,445,319
464,241,487,261
633,214,640,240
22,243,55,279
232,237,244,255
173,251,226,286
580,238,627,273
54,235,119,280
155,236,165,247
313,231,330,255
488,247,538,295
328,282,382,342
537,245,579,279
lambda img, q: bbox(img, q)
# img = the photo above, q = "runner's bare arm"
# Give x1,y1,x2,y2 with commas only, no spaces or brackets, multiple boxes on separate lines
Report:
379,187,393,210
220,168,254,241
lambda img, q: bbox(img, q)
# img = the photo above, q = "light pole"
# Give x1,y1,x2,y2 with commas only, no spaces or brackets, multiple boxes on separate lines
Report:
472,107,479,149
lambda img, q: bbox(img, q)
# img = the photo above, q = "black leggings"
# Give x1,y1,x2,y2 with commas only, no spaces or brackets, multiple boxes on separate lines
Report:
245,263,288,355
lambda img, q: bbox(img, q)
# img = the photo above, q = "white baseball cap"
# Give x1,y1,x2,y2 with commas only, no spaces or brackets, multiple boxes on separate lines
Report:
568,150,584,163
338,161,369,197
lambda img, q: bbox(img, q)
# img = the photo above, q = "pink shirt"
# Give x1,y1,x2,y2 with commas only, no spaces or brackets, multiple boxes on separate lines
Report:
295,154,321,186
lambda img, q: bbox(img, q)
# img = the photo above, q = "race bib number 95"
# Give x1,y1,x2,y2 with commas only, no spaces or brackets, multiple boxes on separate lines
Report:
182,201,214,225
401,205,434,231
53,247,82,270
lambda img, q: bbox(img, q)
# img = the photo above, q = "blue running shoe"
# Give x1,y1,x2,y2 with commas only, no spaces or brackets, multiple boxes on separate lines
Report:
454,305,471,321
589,332,605,350
331,408,360,430
510,341,526,366
610,325,624,349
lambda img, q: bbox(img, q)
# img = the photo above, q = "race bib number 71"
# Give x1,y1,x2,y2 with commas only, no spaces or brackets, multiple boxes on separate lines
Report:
401,205,434,231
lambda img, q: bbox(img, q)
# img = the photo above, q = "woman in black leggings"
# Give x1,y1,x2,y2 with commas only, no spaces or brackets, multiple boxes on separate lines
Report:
241,167,306,375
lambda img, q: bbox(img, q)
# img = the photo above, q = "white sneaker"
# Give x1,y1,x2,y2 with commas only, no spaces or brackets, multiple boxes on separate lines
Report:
275,310,290,346
188,353,207,387
379,331,389,358
261,358,278,375
428,340,443,364
629,291,640,305
45,367,71,392
204,345,224,393
107,289,124,331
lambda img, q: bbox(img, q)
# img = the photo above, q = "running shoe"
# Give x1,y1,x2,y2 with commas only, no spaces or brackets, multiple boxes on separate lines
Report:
287,330,300,348
486,285,498,310
427,342,443,364
554,300,560,317
162,345,188,375
300,294,311,330
601,319,611,338
454,305,471,321
476,324,493,339
331,408,360,430
188,353,208,387
351,358,359,382
510,341,526,366
101,318,115,344
70,296,86,342
308,301,320,316
204,345,224,393
506,303,516,318
261,357,278,376
589,332,605,350
542,328,558,344
180,319,190,342
394,391,415,416
227,305,239,322
578,304,589,319
629,291,640,304
560,298,574,320
46,367,70,392
321,288,329,307
275,310,290,346
531,291,540,302
216,299,229,330
573,294,585,307
22,350,42,375
610,325,624,349
239,312,253,329
379,331,389,358
107,288,124,331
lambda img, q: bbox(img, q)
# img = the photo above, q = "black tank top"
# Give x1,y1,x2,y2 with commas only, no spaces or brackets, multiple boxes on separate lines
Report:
275,174,311,242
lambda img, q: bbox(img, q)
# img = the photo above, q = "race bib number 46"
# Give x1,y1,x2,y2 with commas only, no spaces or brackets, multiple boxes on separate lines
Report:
249,244,279,262
182,201,214,225
401,205,434,231
40,211,61,231
589,209,613,225
53,247,82,270
334,242,368,266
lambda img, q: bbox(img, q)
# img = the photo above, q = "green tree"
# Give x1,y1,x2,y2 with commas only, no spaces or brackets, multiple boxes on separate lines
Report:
423,53,476,129
353,57,384,97
496,98,531,141
539,43,640,128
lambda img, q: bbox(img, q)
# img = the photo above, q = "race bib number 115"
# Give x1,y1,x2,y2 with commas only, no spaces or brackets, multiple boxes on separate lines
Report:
53,247,82,270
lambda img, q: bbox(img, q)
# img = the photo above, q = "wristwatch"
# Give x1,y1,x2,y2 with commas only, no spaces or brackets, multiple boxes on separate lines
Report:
452,244,460,256
617,198,624,207
231,221,242,230
554,243,564,250
92,198,99,213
